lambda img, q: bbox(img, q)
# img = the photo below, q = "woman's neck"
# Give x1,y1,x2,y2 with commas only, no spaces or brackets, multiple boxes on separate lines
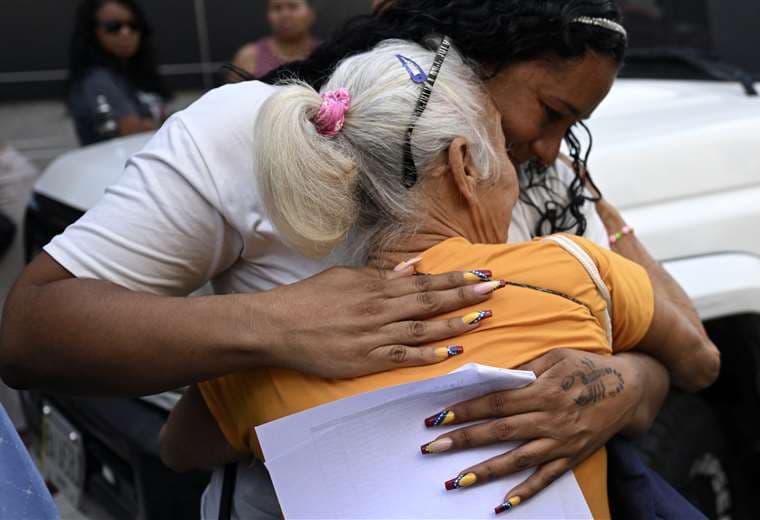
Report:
367,229,463,271
366,186,478,270
365,172,509,270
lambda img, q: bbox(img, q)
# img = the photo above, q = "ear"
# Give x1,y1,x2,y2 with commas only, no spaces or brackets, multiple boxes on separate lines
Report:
447,137,480,206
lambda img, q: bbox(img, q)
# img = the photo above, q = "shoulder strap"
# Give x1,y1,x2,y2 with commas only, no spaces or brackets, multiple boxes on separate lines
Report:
545,235,613,346
218,462,238,520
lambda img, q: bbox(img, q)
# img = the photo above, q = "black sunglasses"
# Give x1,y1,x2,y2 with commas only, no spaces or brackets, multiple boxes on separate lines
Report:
100,20,141,34
401,36,452,189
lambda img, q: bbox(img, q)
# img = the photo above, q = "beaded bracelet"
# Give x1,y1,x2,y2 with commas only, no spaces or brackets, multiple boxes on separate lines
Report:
609,225,634,245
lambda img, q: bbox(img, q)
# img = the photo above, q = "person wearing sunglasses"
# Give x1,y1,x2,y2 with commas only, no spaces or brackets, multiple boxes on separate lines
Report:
2,1,713,517
67,0,170,145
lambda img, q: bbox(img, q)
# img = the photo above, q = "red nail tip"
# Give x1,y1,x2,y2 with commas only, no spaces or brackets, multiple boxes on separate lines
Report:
483,310,493,319
445,478,458,491
424,410,450,428
420,443,431,455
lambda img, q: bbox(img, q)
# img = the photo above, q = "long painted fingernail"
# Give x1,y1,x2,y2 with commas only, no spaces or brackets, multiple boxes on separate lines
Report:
445,472,477,490
495,497,522,515
464,270,493,282
473,281,506,295
435,345,464,360
425,409,455,427
420,437,453,455
463,310,493,326
394,256,423,272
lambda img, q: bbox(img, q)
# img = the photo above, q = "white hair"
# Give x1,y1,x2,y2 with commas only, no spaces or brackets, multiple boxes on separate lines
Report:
254,39,498,258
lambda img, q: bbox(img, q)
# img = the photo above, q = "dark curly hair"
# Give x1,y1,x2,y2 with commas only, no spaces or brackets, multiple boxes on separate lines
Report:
68,0,169,98
260,0,627,237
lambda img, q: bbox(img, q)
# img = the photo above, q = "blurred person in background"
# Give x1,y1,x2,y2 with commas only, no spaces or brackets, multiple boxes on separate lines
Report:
231,0,319,79
68,0,171,146
0,144,39,432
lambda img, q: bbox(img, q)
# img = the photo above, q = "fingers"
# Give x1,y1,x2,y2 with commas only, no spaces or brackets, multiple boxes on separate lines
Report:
420,414,545,454
367,343,465,372
423,386,540,426
378,309,494,347
496,458,571,514
384,257,424,280
443,438,559,490
383,281,505,325
515,348,571,377
383,269,497,299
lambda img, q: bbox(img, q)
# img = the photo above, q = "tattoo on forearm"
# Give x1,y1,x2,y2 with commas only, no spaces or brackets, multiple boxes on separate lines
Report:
561,358,625,407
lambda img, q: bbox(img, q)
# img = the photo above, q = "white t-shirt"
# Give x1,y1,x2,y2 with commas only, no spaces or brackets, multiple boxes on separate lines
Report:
46,81,330,299
44,81,608,519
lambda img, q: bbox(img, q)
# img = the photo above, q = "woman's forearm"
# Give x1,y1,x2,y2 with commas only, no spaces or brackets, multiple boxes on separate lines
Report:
118,115,157,136
160,385,245,473
0,260,272,396
615,352,670,437
597,200,721,391
1,253,492,396
597,200,705,333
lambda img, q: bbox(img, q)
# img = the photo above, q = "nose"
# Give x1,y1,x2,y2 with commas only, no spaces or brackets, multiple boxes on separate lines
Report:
529,133,564,166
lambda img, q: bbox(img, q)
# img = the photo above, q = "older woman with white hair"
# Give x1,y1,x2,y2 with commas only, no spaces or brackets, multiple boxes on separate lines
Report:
161,39,719,518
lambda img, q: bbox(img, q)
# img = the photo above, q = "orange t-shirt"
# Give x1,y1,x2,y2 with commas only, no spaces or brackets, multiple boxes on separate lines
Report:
200,235,654,519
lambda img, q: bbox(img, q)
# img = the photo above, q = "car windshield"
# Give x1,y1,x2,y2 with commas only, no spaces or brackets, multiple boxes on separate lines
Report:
620,0,760,81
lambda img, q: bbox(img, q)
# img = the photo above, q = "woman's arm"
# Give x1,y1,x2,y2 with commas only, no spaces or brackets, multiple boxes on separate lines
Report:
418,349,669,508
159,385,242,472
230,44,259,80
0,253,494,396
596,199,721,391
117,114,157,136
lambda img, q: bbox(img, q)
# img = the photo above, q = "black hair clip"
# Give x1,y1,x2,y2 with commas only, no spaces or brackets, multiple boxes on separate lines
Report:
401,37,452,189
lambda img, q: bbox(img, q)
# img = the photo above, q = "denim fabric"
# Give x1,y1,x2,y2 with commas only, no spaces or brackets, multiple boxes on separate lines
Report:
607,437,706,520
0,405,59,520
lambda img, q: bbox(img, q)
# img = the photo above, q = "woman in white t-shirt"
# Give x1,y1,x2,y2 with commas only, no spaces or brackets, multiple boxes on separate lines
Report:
2,1,687,516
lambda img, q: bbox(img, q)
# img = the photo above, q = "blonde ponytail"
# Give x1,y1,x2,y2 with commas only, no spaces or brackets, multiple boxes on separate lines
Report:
255,40,497,259
254,82,359,257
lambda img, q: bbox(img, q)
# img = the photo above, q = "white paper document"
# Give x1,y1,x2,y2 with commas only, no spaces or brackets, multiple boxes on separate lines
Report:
257,364,593,519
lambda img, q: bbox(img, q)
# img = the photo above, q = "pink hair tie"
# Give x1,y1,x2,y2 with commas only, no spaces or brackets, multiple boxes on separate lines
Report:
313,88,351,137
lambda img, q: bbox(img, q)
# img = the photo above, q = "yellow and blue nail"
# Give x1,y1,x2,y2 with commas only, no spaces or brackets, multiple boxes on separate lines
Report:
464,270,493,282
435,345,464,360
445,473,477,490
425,409,455,428
495,497,521,514
464,310,493,326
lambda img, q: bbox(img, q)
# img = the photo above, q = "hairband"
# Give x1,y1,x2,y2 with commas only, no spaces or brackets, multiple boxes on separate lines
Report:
313,88,351,138
571,16,628,39
400,36,452,188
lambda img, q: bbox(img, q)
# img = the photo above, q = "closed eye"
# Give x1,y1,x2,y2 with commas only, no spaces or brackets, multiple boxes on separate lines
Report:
542,103,564,124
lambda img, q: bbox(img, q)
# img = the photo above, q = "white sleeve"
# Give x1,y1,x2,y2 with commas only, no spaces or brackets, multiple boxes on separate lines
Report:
44,116,242,296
